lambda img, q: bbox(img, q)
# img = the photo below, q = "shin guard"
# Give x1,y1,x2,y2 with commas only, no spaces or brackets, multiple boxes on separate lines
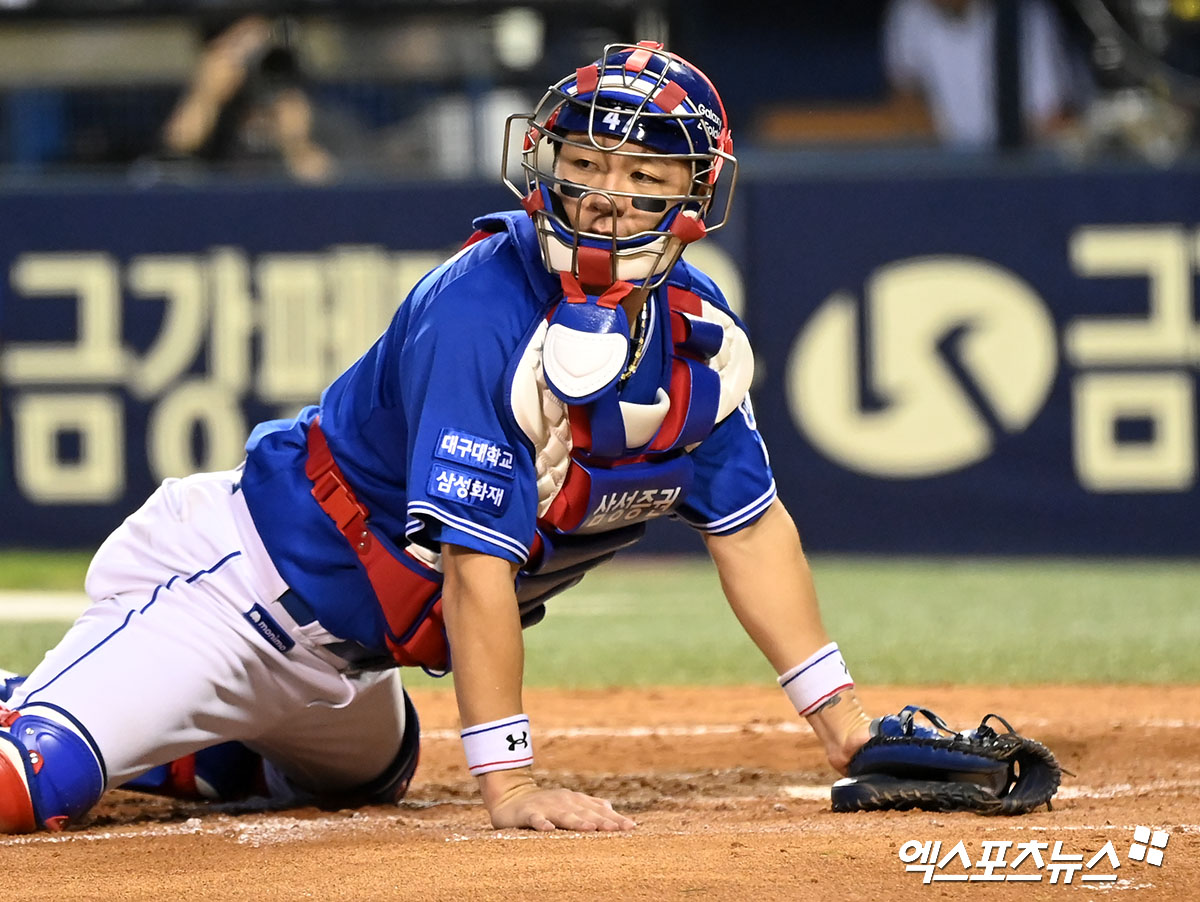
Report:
0,704,105,832
123,742,267,802
0,673,24,705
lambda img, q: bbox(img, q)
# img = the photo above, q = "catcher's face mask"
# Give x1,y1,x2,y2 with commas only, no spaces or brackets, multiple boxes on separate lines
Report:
503,40,738,291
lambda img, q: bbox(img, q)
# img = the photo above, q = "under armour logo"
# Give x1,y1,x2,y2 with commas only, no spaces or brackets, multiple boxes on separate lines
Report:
506,731,529,751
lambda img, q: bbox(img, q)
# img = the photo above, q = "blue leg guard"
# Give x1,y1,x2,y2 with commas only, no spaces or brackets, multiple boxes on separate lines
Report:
129,690,420,810
0,703,106,832
0,674,25,705
123,741,266,802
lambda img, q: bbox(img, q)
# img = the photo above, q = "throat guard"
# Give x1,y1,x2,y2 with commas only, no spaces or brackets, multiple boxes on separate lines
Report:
542,275,637,404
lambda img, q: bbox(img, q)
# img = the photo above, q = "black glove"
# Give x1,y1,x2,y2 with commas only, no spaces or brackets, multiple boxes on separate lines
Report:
831,705,1062,815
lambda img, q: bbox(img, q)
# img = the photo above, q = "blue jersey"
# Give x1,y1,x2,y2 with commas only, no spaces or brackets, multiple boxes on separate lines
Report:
240,211,775,654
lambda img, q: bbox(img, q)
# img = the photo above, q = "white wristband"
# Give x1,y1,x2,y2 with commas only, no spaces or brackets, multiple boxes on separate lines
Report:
778,642,854,717
460,715,534,776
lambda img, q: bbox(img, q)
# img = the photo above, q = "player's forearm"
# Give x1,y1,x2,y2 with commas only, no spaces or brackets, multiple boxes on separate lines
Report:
162,100,221,155
440,545,635,830
440,543,539,809
704,500,870,771
441,544,525,728
703,499,831,671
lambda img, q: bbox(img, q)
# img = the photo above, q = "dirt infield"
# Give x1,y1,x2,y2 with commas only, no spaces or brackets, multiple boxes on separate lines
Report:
5,685,1198,901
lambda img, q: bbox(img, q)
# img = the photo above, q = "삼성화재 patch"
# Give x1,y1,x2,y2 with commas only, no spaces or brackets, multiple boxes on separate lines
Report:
428,463,509,515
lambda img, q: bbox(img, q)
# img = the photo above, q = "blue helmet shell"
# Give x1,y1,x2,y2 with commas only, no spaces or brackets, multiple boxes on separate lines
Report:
548,42,732,166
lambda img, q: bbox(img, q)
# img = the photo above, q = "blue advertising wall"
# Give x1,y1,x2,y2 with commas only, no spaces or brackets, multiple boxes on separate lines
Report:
740,168,1200,555
2,167,1198,554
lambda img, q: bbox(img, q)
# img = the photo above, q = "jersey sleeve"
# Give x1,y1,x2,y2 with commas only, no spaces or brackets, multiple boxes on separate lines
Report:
674,395,777,536
399,278,540,564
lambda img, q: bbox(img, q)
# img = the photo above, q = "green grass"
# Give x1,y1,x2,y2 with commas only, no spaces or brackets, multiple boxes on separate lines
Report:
0,550,91,591
0,623,74,675
2,552,1197,686
810,556,1200,685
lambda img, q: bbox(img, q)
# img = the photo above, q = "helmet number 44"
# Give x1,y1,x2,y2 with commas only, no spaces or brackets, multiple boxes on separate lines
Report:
601,110,644,143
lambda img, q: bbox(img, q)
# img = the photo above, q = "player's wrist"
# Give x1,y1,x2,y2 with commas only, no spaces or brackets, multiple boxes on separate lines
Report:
805,690,872,775
777,643,871,774
462,711,538,812
777,642,854,717
460,714,534,776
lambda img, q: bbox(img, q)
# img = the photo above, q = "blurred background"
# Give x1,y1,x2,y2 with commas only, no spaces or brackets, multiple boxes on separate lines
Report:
0,0,1198,178
1,0,1199,559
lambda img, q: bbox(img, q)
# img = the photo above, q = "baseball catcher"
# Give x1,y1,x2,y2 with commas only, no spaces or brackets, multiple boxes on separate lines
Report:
0,41,879,835
831,706,1062,815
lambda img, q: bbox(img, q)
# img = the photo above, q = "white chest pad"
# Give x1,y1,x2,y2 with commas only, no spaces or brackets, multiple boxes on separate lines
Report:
509,297,754,518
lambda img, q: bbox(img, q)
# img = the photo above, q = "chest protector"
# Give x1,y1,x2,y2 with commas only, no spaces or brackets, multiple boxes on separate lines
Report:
538,279,727,536
513,278,750,632
302,278,750,675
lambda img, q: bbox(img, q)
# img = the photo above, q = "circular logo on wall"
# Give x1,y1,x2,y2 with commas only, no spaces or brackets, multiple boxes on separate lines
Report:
786,257,1058,478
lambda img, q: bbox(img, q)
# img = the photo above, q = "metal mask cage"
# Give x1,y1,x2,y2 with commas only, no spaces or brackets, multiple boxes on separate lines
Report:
501,111,739,239
500,42,738,287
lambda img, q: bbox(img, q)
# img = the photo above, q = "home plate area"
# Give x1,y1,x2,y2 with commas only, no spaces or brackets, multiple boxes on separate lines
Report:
6,685,1198,901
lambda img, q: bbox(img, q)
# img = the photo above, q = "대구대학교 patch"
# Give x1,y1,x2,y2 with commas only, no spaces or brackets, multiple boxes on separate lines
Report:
435,428,515,478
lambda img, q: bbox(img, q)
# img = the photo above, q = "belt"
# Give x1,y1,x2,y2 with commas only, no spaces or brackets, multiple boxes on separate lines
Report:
278,588,317,626
276,588,392,672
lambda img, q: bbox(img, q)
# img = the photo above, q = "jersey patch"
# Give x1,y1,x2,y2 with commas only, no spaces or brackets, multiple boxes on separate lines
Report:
581,485,684,533
428,463,510,515
436,428,516,478
244,604,295,654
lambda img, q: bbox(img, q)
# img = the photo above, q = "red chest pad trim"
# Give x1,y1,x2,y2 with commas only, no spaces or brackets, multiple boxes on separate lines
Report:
648,286,722,453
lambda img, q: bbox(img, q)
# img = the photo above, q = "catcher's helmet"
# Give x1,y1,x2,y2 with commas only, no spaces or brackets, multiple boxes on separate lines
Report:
503,41,737,289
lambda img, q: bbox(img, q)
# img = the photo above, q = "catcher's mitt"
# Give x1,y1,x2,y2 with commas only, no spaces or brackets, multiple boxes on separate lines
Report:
831,705,1062,816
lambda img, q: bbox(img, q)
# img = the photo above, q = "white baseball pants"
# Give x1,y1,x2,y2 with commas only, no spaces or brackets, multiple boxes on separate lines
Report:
9,469,409,795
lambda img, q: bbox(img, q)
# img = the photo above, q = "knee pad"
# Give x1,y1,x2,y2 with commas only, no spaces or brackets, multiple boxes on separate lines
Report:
0,704,106,833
